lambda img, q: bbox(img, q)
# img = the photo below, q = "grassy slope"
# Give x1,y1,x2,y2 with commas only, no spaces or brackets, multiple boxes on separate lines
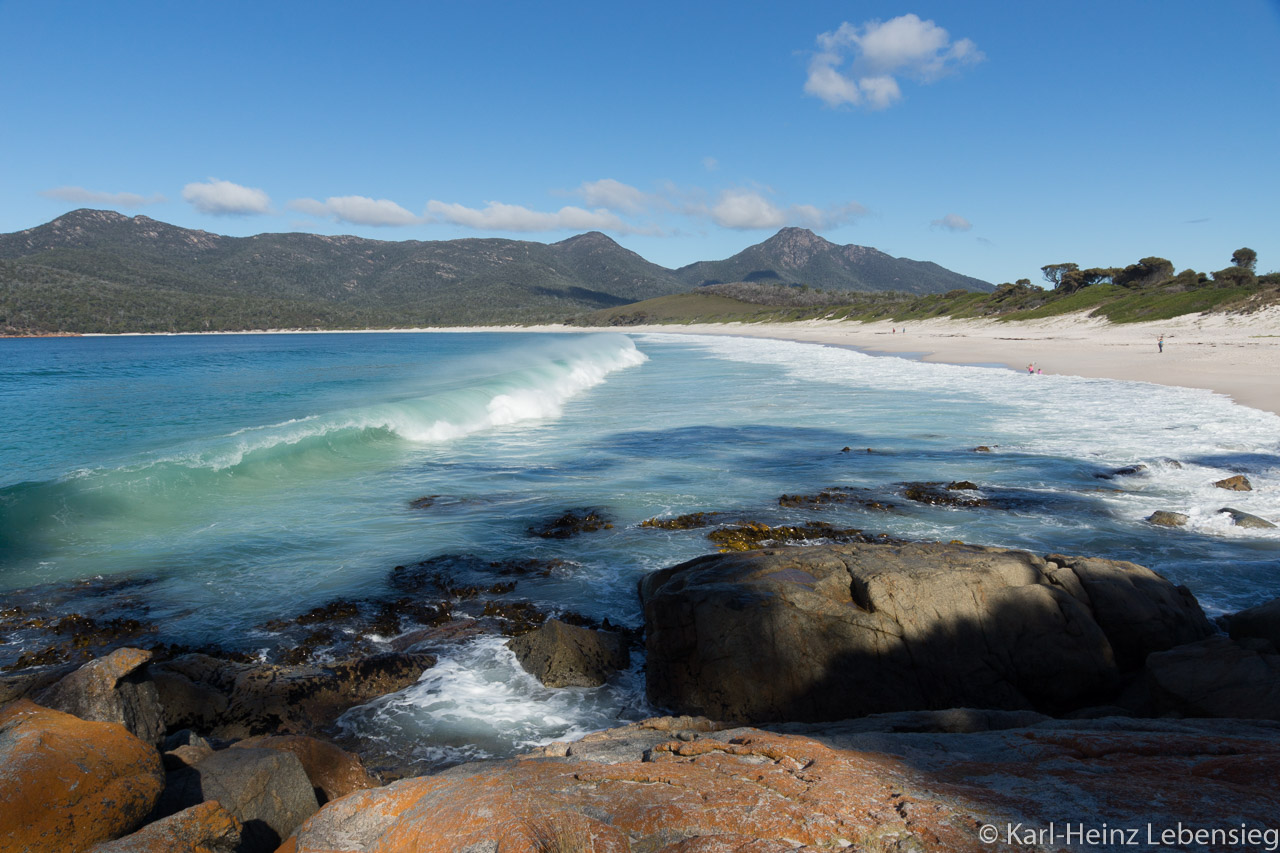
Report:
574,280,1280,330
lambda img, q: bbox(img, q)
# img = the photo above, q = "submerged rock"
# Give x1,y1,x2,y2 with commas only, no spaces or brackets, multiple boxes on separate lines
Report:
1094,464,1148,480
639,511,723,529
778,487,893,511
901,482,990,508
506,619,629,688
639,542,1213,723
528,508,614,539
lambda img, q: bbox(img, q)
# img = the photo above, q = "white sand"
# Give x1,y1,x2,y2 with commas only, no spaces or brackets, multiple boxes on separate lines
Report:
479,308,1280,416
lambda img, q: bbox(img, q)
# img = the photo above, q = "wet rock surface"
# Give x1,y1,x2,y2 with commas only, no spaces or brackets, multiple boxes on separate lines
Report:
1147,509,1189,527
705,521,892,552
640,541,1214,722
528,508,614,538
1219,506,1276,528
151,652,436,739
1214,473,1253,491
506,619,630,688
640,511,726,529
901,481,991,508
777,487,894,511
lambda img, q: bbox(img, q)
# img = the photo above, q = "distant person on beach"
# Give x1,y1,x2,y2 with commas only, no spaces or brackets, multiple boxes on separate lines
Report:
1027,364,1034,374
1158,335,1164,353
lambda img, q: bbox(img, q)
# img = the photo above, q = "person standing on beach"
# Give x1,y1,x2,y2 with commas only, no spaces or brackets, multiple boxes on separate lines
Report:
1158,335,1164,353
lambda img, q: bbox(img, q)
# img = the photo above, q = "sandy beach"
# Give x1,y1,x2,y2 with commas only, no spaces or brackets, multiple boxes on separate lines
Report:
503,308,1280,417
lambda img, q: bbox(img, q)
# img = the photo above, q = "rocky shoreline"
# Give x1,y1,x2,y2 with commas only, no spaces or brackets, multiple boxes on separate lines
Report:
4,534,1280,851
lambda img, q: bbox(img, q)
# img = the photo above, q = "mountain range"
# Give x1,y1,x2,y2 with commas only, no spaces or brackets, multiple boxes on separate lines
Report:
0,210,991,333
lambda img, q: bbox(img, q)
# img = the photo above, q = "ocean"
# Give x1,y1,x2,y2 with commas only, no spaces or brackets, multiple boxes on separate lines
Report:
2,330,1279,768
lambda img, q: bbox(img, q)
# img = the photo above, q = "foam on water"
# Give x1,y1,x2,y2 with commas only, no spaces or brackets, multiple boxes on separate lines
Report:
338,636,649,770
648,333,1280,543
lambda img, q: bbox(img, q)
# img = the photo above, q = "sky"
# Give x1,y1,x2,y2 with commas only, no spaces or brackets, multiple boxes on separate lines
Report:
2,0,1278,285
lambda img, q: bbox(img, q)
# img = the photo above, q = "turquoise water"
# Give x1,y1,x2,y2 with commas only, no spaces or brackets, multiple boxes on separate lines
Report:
3,330,1279,765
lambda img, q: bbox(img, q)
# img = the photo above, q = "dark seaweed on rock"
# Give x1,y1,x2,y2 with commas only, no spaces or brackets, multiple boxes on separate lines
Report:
901,482,991,508
639,512,724,530
779,487,894,511
528,508,614,539
707,521,894,553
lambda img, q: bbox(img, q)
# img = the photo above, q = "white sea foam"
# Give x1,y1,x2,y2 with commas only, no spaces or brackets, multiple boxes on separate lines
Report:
643,333,1280,540
338,636,647,770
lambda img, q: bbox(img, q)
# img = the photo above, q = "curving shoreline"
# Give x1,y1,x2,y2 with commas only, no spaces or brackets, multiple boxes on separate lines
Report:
36,307,1280,415
557,308,1280,417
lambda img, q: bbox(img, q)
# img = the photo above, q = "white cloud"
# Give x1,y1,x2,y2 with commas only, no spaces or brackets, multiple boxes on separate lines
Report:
702,156,720,172
575,179,650,215
289,196,421,226
711,190,866,230
182,179,271,216
805,14,984,109
425,199,653,234
40,186,165,208
932,213,973,232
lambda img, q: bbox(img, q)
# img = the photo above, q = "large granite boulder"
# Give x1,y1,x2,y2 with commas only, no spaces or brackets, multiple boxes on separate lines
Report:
0,700,165,852
154,747,319,853
151,651,434,738
1146,635,1280,719
87,801,242,853
280,715,1280,853
35,647,165,746
506,619,629,688
231,735,377,804
1223,597,1280,649
639,542,1214,722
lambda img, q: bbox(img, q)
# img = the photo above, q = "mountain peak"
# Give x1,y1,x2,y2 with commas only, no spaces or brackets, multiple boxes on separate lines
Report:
759,227,836,267
554,231,620,248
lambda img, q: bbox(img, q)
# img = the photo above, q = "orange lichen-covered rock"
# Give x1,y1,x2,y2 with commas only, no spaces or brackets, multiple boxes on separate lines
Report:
232,735,377,804
283,718,1280,853
87,801,241,852
285,730,1008,852
0,700,165,853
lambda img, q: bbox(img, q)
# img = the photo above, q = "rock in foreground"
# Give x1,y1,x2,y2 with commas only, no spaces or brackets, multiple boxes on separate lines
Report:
0,700,165,852
281,716,1280,853
640,542,1214,722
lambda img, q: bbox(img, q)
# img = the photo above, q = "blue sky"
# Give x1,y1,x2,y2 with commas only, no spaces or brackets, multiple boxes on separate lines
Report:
2,0,1277,285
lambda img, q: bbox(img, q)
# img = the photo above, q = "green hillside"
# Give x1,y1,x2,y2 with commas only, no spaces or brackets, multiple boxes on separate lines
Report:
0,211,996,334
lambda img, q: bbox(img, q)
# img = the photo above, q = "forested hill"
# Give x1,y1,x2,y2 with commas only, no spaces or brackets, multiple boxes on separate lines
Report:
0,210,990,334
